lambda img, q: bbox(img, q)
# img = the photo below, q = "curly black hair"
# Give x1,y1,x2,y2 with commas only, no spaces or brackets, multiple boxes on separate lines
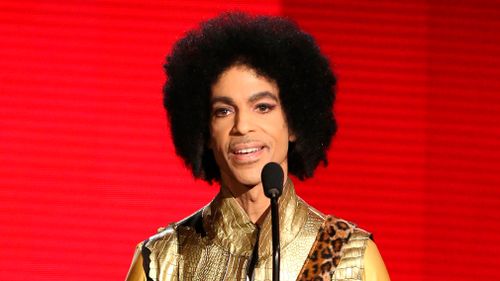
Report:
163,12,336,183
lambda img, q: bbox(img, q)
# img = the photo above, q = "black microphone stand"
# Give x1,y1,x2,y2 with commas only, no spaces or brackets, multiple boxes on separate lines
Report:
261,162,283,281
270,194,280,281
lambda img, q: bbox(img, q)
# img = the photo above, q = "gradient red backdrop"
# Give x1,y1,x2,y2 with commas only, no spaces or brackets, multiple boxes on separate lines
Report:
1,1,499,280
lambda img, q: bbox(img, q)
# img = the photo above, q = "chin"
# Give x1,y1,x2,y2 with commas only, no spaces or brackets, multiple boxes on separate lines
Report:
227,164,264,187
233,172,261,187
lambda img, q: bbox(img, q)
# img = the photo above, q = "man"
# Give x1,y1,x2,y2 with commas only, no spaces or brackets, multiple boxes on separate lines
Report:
126,12,390,281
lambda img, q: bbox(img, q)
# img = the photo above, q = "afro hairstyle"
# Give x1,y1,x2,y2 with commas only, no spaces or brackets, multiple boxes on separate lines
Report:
163,12,337,183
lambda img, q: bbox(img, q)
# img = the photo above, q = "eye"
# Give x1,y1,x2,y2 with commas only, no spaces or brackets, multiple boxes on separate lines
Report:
213,107,233,117
255,103,276,113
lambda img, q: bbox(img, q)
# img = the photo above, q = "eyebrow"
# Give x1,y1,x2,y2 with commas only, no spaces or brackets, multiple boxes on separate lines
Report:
249,91,278,103
210,91,278,106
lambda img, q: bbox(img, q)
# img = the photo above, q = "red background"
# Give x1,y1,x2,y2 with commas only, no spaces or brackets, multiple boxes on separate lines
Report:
1,1,499,280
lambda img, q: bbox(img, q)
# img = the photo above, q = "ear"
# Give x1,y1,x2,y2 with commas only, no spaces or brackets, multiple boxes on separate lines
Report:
288,132,297,142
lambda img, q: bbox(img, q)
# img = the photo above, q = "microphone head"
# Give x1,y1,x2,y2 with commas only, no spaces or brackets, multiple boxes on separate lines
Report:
261,162,284,199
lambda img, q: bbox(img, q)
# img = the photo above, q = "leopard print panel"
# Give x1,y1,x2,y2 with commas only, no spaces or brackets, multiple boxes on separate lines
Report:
297,216,354,281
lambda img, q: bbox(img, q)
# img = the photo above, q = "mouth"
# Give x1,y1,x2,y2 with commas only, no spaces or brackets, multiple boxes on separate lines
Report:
233,147,263,154
229,143,266,164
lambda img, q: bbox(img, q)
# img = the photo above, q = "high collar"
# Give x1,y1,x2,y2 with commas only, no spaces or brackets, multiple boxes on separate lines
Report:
201,178,309,260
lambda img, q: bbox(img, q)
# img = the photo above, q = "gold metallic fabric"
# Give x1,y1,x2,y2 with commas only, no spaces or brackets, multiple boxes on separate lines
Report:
332,229,370,281
125,179,371,281
297,216,371,281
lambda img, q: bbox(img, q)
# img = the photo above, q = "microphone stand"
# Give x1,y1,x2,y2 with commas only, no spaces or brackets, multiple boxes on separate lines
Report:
261,162,283,281
270,194,280,281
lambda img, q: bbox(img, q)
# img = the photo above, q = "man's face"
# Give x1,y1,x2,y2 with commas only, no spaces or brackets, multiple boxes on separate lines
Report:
209,65,294,188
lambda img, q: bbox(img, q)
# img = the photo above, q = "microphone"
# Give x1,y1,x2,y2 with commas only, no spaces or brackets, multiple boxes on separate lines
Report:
262,162,284,199
261,162,284,281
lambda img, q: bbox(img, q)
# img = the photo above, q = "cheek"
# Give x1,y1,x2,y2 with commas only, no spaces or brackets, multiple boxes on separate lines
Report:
266,117,289,138
211,118,234,137
209,129,229,152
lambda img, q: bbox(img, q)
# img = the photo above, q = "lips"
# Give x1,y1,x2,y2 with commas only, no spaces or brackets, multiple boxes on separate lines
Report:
229,142,266,164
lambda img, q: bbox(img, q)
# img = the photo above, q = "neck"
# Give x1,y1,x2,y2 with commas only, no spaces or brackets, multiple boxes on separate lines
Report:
220,179,270,224
233,183,270,224
219,162,288,224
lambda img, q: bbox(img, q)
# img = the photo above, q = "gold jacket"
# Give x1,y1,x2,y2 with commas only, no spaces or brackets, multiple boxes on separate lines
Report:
126,180,389,281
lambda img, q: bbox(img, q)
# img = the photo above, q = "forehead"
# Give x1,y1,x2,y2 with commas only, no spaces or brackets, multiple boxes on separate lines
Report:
211,65,279,101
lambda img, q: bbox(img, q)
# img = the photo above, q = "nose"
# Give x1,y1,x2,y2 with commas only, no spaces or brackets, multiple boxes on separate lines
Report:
231,109,254,135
